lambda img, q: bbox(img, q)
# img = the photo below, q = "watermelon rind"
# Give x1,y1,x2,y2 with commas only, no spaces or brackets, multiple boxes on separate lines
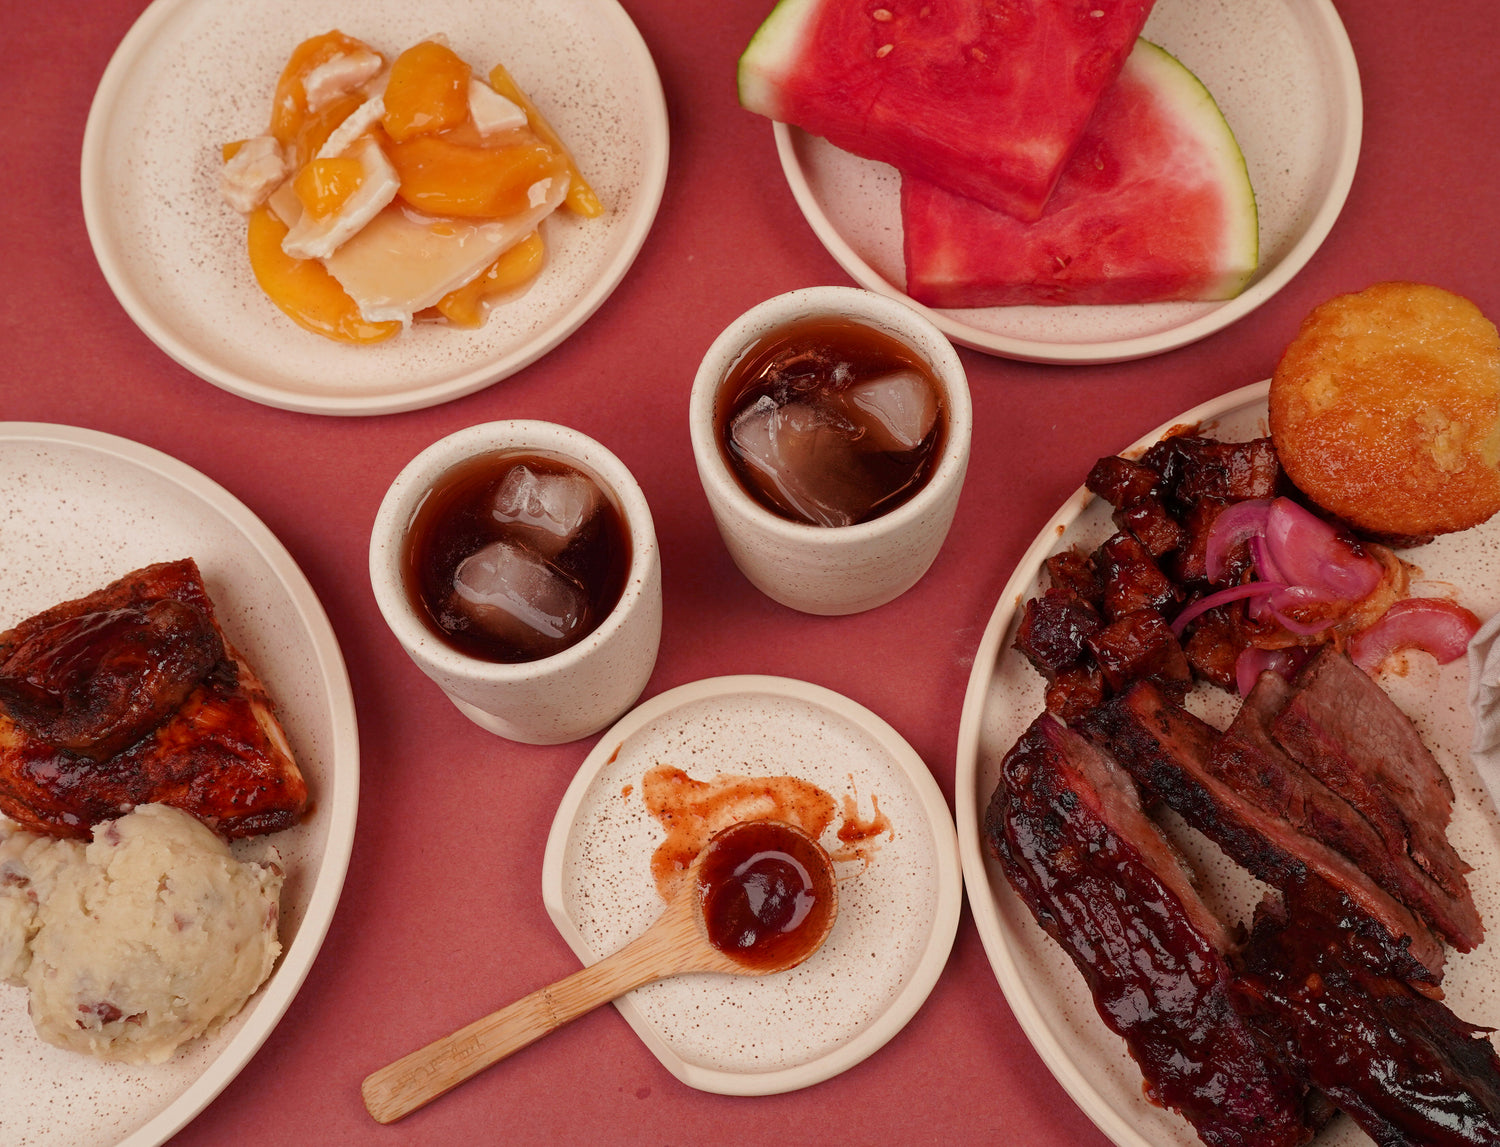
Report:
738,0,820,120
902,38,1259,308
1140,40,1258,295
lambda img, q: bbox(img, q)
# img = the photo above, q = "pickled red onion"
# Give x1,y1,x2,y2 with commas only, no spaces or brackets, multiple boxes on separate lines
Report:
1263,497,1383,601
1248,534,1289,588
1200,496,1386,640
1203,499,1270,584
1266,584,1344,637
1234,645,1313,696
1171,581,1286,637
1349,597,1481,673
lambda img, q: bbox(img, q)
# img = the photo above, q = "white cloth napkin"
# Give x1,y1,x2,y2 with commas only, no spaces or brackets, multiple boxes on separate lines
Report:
1467,610,1500,810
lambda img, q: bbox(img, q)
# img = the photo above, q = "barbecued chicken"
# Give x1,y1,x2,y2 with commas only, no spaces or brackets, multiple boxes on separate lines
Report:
0,559,307,839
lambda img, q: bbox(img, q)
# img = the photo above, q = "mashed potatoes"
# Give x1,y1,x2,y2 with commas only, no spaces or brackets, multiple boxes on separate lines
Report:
0,804,282,1064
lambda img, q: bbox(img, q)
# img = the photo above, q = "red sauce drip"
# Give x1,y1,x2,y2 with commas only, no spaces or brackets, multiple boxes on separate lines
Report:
697,821,833,970
835,790,893,852
641,764,836,902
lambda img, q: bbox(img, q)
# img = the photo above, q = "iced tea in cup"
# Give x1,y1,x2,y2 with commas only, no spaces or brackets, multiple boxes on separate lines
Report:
689,287,971,615
369,421,662,744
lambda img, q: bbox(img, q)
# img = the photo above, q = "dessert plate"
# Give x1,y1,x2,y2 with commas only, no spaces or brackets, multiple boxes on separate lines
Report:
774,0,1361,363
0,423,358,1146
544,675,962,1095
81,0,669,414
953,383,1500,1145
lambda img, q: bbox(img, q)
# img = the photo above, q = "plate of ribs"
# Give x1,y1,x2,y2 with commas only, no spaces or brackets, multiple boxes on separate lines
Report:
0,423,358,1146
955,381,1500,1147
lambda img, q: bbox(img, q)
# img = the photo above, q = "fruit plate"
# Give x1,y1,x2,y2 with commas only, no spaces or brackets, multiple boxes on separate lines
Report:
0,423,359,1147
543,675,962,1095
953,383,1500,1145
772,0,1361,364
80,0,669,415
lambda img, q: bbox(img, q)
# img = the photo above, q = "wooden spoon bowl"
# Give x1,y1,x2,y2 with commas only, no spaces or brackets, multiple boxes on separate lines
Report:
361,819,837,1124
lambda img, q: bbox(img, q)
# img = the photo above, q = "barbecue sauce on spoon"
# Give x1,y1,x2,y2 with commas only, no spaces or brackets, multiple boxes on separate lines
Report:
695,820,835,971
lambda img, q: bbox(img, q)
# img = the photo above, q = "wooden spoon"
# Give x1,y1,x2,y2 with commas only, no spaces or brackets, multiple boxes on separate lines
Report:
361,819,838,1124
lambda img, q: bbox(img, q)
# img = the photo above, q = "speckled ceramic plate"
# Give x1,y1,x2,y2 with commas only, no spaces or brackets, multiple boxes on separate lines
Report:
80,0,668,415
773,0,1361,363
0,423,358,1147
954,383,1500,1146
543,675,962,1095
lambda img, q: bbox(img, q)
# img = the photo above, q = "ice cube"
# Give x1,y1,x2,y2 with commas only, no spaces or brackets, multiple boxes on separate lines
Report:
449,539,588,658
729,399,876,527
487,465,603,559
841,370,938,452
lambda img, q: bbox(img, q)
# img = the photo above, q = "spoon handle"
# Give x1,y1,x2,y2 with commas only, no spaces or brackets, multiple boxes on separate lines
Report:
361,907,703,1124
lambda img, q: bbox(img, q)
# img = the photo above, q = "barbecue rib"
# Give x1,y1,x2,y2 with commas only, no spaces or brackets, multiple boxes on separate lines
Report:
985,713,1314,1147
1216,672,1483,951
0,559,307,839
1231,893,1500,1147
1081,681,1447,978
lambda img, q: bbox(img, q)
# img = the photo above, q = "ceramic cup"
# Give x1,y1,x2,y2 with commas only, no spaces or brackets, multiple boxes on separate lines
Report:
689,286,972,615
369,421,662,745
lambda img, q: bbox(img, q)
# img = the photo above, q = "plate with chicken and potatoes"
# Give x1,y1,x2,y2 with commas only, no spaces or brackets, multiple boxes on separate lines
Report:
0,422,358,1147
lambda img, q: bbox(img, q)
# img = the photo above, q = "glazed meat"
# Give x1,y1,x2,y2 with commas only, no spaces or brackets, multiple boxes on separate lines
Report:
1042,547,1103,606
1181,605,1245,691
985,714,1315,1147
1085,454,1159,509
0,596,223,761
1085,608,1192,697
1231,894,1500,1146
1272,646,1472,902
1113,491,1188,560
0,560,307,839
1044,662,1106,724
1217,672,1482,951
1096,531,1179,619
1080,681,1446,978
1140,434,1282,512
1014,588,1102,679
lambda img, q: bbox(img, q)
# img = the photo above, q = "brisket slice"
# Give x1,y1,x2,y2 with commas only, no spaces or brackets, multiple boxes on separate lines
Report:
1080,682,1447,978
1214,673,1483,952
984,714,1313,1147
1272,646,1473,903
1231,894,1500,1147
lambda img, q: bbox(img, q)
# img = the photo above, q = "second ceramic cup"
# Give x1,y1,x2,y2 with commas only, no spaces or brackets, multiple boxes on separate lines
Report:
690,286,971,615
369,421,662,745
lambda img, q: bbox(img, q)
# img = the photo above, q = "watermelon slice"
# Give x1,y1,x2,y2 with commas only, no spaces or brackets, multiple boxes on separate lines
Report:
902,39,1259,308
739,0,1156,222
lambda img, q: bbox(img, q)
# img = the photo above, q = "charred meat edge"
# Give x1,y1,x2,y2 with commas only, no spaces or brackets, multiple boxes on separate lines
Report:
1079,681,1446,979
985,713,1314,1147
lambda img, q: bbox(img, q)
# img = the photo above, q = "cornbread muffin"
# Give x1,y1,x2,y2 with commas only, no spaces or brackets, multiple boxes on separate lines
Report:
1269,282,1500,540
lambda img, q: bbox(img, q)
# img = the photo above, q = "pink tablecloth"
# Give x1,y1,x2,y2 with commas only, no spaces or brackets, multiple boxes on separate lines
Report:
2,1,1497,1143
